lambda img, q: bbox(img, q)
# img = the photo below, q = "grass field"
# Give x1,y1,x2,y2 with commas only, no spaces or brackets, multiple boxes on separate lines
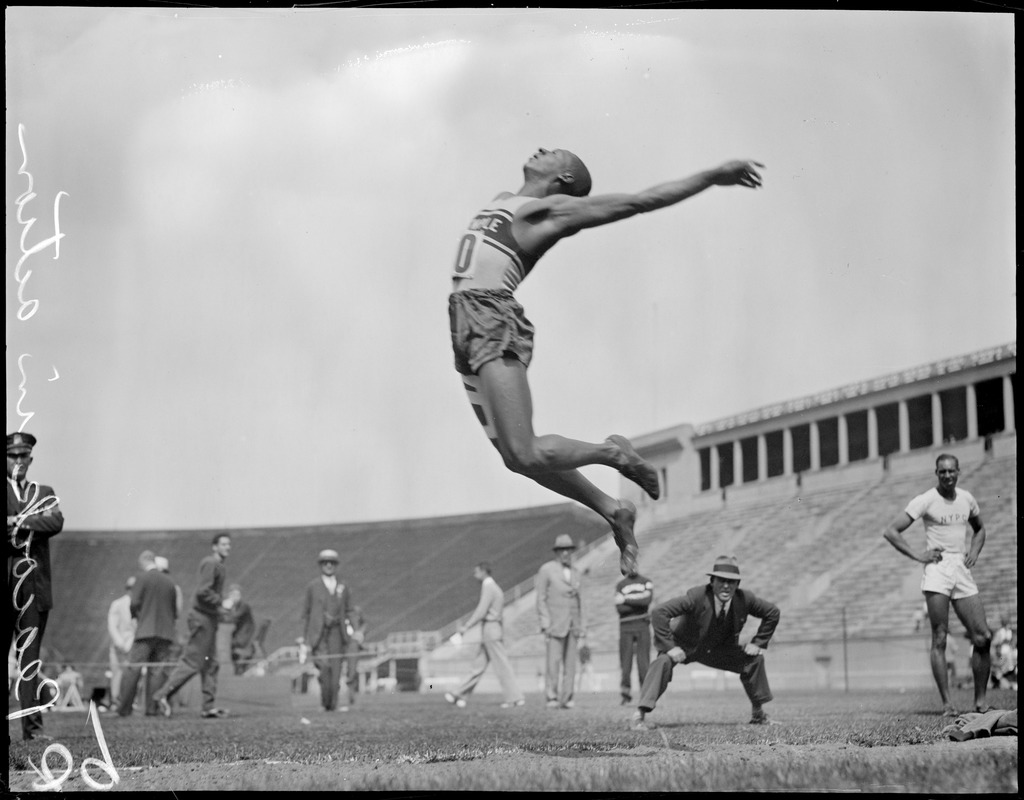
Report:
6,686,1018,792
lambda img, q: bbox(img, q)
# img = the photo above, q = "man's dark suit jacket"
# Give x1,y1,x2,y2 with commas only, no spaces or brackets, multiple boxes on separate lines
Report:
131,567,179,642
301,578,353,649
7,481,64,611
651,584,780,662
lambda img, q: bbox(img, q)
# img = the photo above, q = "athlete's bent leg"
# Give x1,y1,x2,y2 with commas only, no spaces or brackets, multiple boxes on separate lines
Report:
475,357,659,498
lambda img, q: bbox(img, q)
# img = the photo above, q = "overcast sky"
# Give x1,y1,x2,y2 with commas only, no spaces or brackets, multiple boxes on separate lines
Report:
5,8,1015,531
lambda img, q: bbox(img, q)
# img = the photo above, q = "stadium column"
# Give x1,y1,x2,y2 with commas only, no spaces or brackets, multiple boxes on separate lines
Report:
733,440,743,485
809,421,821,471
709,446,720,491
931,393,943,445
782,428,793,475
867,407,878,460
965,383,978,440
757,434,767,482
1002,376,1015,432
838,415,849,465
898,401,910,453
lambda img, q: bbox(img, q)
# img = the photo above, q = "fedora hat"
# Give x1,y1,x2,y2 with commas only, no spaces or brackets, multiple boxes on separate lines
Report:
707,555,741,580
552,534,576,551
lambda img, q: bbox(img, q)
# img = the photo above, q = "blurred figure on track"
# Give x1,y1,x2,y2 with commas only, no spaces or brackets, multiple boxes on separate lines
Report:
631,555,780,730
222,584,257,675
7,431,65,741
107,576,137,709
298,549,354,712
883,454,993,715
990,613,1016,690
152,532,232,719
536,534,587,709
615,568,654,705
444,562,525,709
449,148,764,576
116,549,178,717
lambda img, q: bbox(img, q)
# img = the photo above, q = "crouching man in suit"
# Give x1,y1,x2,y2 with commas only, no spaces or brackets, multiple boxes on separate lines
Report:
631,555,780,730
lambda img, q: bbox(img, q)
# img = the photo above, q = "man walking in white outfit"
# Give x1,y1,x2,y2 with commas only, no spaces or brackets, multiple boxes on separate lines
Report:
445,563,525,709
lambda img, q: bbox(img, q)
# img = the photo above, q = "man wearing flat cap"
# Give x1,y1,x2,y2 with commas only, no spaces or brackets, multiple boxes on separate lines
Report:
536,533,587,709
299,549,354,712
7,431,65,741
632,555,781,730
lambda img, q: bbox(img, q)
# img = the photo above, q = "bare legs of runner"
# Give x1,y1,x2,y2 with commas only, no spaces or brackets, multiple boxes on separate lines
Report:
473,356,659,575
925,591,992,714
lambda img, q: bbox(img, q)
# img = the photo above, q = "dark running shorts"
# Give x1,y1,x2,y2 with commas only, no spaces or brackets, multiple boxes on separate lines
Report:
449,288,535,376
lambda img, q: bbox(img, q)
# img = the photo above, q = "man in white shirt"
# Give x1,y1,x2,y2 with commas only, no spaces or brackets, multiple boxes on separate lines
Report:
445,562,525,709
883,453,992,716
107,576,137,708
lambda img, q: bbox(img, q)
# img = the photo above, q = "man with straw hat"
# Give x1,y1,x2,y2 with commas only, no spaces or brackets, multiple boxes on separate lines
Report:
536,533,587,709
631,555,780,730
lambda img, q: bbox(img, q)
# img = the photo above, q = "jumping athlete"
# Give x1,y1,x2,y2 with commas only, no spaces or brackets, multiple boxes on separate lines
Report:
449,149,764,575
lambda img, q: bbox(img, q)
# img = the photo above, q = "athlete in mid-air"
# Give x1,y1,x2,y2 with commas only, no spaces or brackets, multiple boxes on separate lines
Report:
449,148,764,575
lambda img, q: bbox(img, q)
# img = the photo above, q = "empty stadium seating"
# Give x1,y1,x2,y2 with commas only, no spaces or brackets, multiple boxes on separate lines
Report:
34,443,1017,695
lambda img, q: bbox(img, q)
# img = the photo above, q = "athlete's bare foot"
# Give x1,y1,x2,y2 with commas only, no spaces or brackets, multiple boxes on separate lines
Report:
607,435,660,500
611,500,639,576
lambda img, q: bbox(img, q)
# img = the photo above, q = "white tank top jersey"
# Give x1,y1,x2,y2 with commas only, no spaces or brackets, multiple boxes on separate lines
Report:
904,487,981,554
451,195,540,292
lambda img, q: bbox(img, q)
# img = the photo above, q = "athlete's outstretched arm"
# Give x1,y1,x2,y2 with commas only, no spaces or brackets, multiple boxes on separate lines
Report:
516,160,763,250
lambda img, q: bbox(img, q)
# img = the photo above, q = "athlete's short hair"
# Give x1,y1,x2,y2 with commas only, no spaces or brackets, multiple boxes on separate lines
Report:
935,454,959,470
558,151,592,197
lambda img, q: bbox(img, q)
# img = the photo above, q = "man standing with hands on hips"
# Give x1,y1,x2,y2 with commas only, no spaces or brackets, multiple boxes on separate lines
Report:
7,431,64,741
536,534,586,709
882,453,993,716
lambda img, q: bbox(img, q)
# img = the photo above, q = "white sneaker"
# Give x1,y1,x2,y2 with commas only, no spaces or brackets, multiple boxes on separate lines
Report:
444,692,466,709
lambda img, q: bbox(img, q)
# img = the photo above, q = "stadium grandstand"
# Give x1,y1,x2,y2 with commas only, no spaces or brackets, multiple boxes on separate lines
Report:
41,343,1015,704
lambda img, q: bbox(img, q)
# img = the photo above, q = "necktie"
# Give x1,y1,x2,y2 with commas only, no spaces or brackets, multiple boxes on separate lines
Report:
718,603,727,625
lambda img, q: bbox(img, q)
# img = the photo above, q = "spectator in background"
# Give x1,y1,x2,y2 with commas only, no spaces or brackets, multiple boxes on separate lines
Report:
56,663,83,695
444,562,525,709
883,454,993,716
107,576,137,708
536,533,586,710
631,555,780,731
615,567,654,705
116,550,178,717
298,549,354,712
6,430,65,741
344,605,367,704
155,556,183,617
222,584,257,675
152,533,232,719
991,613,1016,690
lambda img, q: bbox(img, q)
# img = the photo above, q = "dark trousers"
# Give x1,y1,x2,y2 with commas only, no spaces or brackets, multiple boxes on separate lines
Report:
618,621,651,698
638,644,773,713
117,637,173,716
7,602,50,739
313,626,345,710
343,640,361,703
155,611,219,712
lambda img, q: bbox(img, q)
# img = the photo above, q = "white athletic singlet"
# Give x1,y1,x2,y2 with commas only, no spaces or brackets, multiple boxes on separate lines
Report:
451,195,540,292
904,487,980,554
